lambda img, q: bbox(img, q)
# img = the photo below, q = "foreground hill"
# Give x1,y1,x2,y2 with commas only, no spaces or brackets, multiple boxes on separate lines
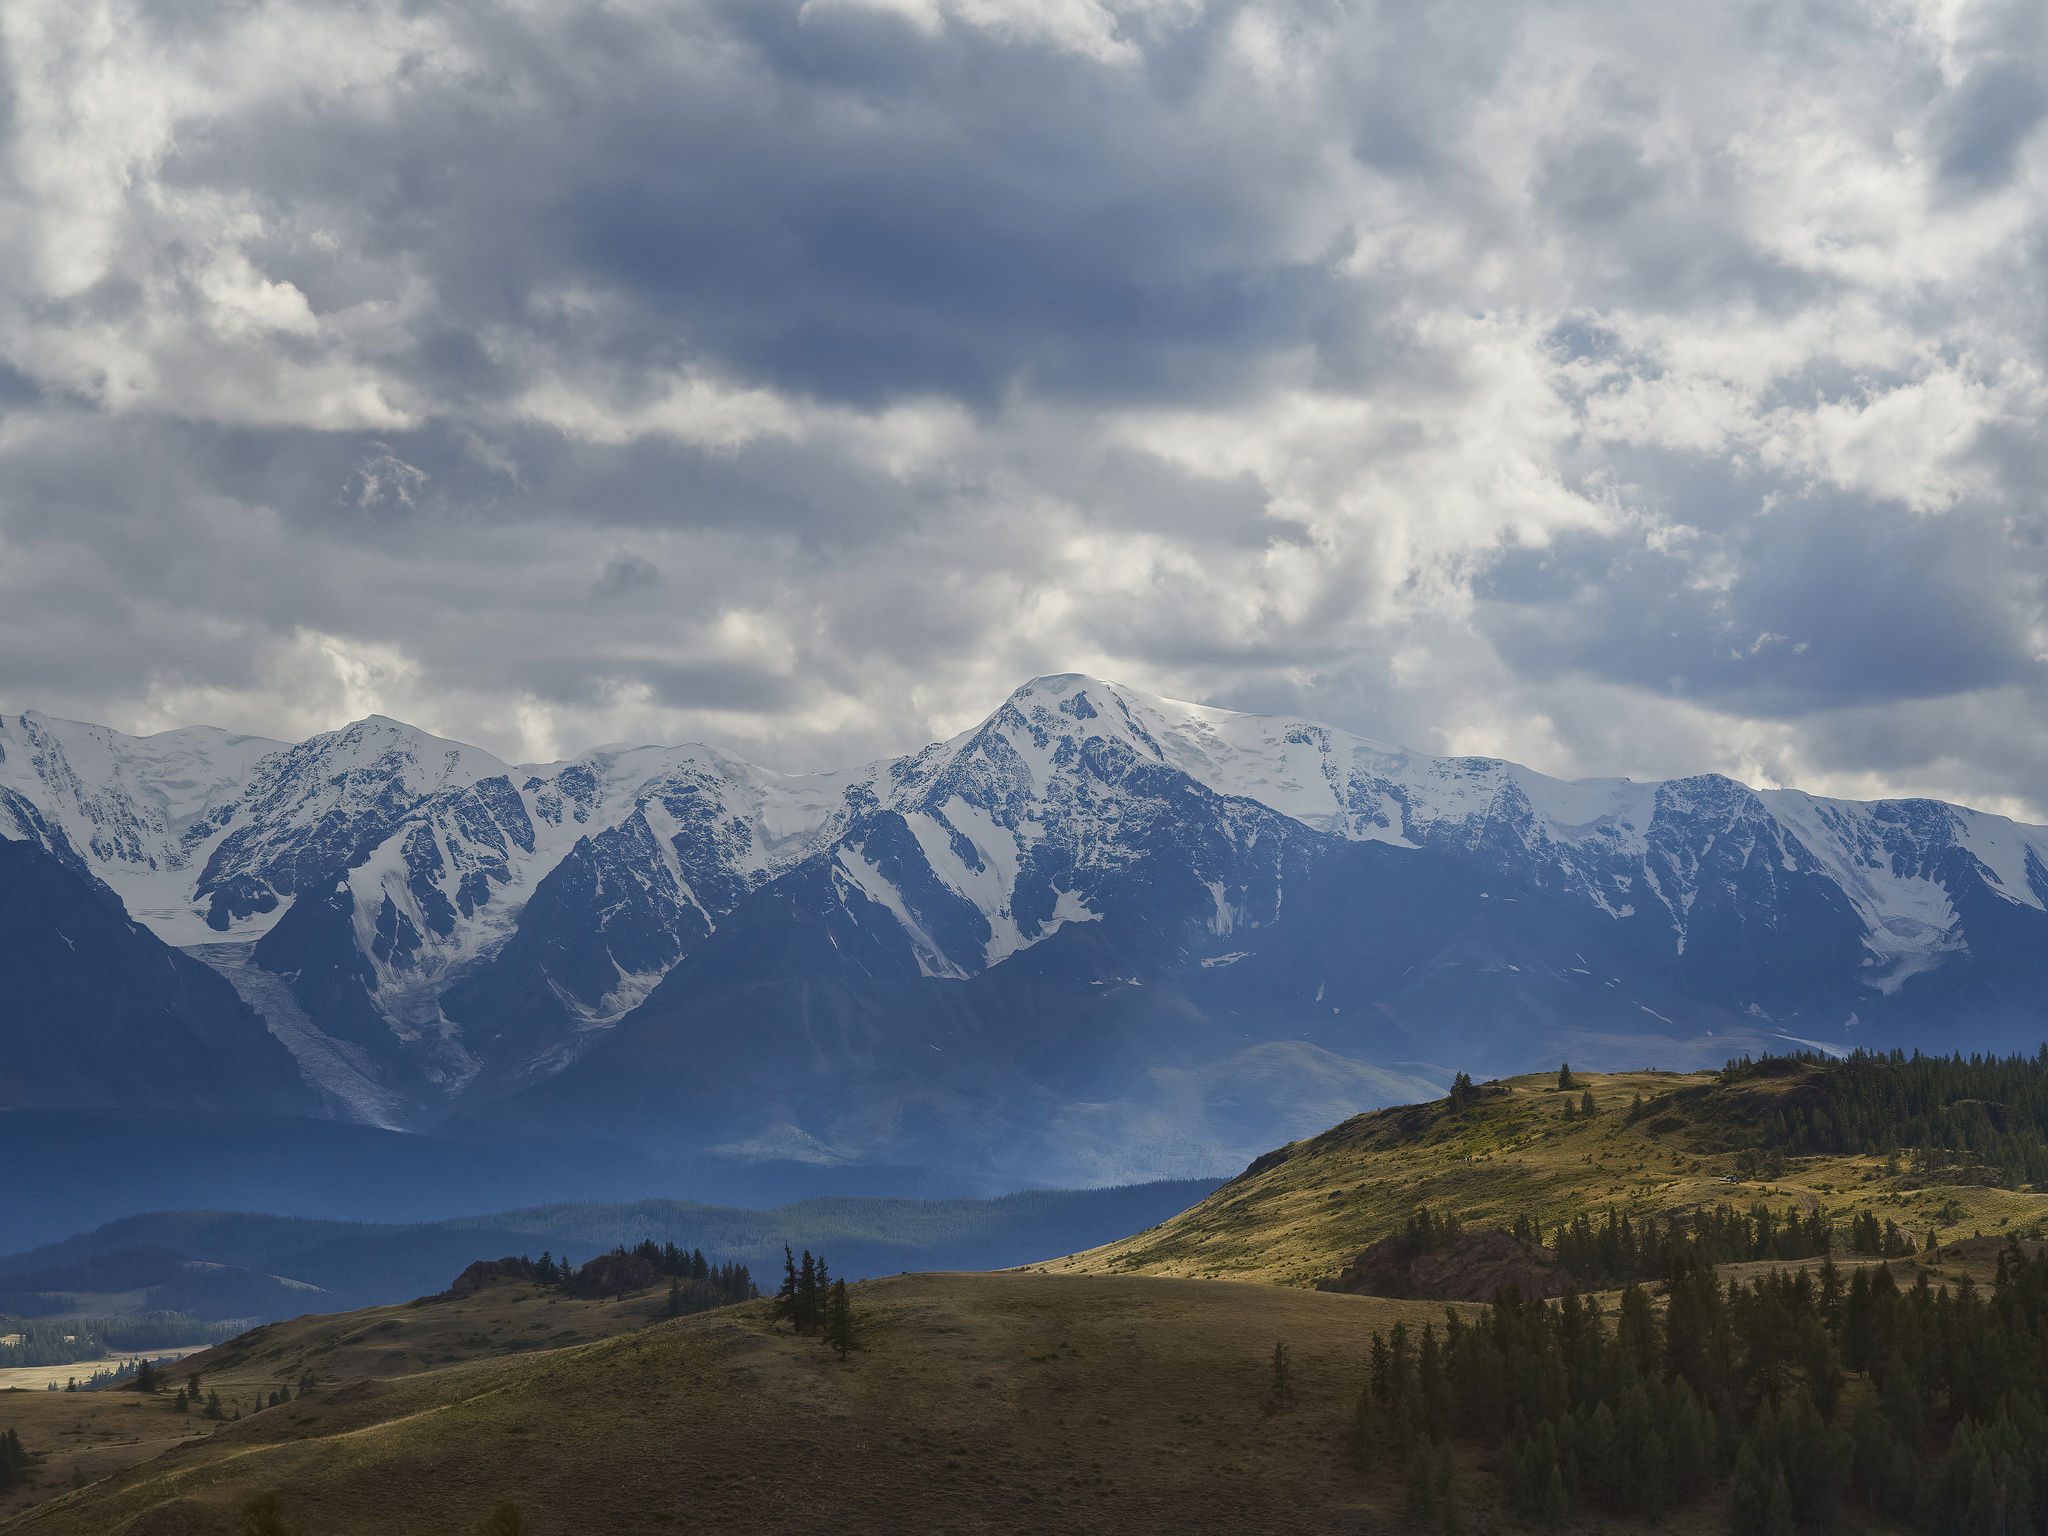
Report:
14,1055,2048,1534
5,1270,1471,1536
1049,1057,2048,1286
10,676,2048,1187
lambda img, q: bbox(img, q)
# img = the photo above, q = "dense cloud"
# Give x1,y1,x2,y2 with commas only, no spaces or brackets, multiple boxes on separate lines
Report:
0,0,2045,813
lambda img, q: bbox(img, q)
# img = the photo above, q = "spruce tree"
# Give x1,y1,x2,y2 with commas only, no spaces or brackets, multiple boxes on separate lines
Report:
828,1279,853,1359
1541,1461,1569,1529
1347,1383,1376,1472
1579,1089,1597,1117
773,1246,799,1328
1405,1433,1440,1526
1762,1469,1794,1536
797,1251,819,1333
1558,1063,1575,1091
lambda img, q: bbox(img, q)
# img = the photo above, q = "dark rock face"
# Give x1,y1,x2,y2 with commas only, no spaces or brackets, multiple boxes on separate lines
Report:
567,1253,658,1296
448,1256,541,1299
0,839,318,1116
1319,1229,1575,1303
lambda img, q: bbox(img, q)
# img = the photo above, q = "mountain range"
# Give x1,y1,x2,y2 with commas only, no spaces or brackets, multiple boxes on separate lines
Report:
6,673,2047,1189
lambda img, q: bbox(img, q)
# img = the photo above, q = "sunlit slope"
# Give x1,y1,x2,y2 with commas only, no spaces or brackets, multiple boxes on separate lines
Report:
14,1273,1472,1536
1043,1066,2048,1286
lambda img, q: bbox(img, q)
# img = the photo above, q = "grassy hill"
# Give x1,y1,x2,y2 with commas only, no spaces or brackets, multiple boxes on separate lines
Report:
5,1269,1484,1536
13,1051,2048,1535
1043,1062,2048,1286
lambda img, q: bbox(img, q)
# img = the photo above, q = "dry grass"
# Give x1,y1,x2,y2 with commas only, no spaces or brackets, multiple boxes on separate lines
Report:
0,1282,662,1528
9,1065,2035,1534
1040,1067,2048,1286
4,1272,1510,1536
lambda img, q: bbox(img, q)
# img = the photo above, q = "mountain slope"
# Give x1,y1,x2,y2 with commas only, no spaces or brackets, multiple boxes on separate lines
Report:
5,678,2048,1187
0,839,316,1115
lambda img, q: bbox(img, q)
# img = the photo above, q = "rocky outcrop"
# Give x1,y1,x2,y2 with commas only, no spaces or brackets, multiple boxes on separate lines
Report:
566,1252,658,1297
1319,1228,1575,1303
447,1256,541,1298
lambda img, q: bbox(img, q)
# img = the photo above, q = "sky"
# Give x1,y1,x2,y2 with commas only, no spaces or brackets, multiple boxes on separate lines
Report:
1,0,2046,814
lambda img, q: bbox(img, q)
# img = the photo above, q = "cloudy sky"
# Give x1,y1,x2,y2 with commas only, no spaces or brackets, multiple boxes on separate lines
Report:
2,0,2046,814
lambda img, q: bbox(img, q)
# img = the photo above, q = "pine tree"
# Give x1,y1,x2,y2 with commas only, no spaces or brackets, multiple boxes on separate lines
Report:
204,1389,225,1420
1558,1063,1575,1091
1347,1383,1377,1473
797,1251,819,1333
1541,1460,1569,1529
1763,1469,1794,1536
773,1245,799,1328
1728,1439,1774,1533
827,1279,853,1359
1405,1433,1440,1526
173,1388,189,1413
1579,1089,1597,1117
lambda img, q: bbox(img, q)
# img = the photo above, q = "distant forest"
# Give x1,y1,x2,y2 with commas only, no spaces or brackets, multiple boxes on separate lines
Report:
0,1313,235,1368
1722,1046,2048,1184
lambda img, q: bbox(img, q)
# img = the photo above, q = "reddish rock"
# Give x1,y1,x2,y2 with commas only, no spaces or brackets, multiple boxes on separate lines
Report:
447,1256,541,1298
567,1252,658,1297
1319,1228,1575,1303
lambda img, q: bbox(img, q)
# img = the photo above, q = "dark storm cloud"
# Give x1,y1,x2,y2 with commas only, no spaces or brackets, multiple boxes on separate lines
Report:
0,0,2046,812
1476,488,2048,712
144,0,1349,413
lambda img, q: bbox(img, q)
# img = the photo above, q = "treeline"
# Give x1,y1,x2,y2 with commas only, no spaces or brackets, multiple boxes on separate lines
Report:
1507,1200,1948,1289
628,1241,760,1315
512,1245,758,1309
0,1313,235,1369
1351,1239,2048,1533
1717,1047,2048,1187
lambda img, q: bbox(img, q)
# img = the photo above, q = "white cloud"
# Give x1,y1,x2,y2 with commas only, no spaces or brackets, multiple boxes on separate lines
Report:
0,0,2045,818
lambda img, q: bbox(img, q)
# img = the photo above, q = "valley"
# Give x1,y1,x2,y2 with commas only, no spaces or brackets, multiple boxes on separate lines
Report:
7,1049,2048,1533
